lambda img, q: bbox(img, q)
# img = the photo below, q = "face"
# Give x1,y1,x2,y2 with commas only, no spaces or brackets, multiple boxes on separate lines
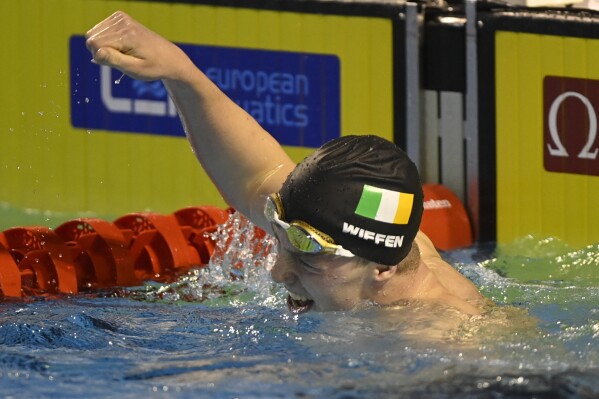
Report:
269,224,373,313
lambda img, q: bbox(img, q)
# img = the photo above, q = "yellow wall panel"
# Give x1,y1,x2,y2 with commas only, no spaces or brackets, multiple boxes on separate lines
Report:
496,31,599,248
0,0,394,229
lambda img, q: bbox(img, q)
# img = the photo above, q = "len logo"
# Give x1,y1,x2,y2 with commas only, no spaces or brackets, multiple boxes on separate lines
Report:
544,76,599,176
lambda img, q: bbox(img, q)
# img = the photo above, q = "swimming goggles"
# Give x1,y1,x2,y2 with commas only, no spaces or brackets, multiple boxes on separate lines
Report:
264,193,355,257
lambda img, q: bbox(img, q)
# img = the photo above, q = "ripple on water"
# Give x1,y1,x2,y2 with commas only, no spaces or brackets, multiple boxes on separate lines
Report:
0,220,598,398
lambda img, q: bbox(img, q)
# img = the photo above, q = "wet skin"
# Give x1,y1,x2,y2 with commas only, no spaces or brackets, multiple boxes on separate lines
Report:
269,224,377,313
270,224,487,315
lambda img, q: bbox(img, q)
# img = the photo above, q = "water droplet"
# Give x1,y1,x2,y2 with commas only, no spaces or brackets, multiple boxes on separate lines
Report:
114,73,125,85
84,98,90,103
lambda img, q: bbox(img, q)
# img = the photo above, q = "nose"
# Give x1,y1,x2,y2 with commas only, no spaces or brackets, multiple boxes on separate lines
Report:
270,252,297,284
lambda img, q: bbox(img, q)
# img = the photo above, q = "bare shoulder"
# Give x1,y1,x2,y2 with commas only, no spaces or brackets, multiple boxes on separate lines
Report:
415,231,485,304
414,230,443,261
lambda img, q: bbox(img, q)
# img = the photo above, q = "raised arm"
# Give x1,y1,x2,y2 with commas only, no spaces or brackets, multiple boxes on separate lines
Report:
85,11,295,231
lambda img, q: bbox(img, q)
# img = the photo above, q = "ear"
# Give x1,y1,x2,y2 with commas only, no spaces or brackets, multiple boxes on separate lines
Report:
372,264,397,283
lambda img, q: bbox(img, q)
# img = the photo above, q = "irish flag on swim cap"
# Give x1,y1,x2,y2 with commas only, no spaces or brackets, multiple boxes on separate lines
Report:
354,184,414,224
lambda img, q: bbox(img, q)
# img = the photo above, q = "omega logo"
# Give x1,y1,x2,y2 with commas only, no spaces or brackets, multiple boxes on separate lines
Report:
547,91,598,159
544,76,599,176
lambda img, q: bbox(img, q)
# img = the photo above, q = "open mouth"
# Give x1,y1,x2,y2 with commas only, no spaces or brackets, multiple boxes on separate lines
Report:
286,291,314,314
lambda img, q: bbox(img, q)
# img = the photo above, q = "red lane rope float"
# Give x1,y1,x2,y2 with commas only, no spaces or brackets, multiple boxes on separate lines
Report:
0,190,473,301
1,227,79,296
0,241,22,298
113,212,206,282
173,206,231,265
0,206,230,300
54,219,138,289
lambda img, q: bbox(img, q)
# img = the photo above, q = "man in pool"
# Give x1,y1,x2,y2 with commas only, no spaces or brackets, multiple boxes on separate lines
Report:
86,11,487,316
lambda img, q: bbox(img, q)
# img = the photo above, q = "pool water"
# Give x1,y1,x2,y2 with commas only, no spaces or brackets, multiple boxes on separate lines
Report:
0,214,598,398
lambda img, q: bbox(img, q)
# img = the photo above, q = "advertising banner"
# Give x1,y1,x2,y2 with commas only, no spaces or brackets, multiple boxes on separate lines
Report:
70,37,341,147
0,0,394,227
495,31,599,247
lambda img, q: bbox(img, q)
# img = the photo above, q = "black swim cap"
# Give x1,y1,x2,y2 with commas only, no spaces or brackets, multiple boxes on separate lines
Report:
279,135,423,266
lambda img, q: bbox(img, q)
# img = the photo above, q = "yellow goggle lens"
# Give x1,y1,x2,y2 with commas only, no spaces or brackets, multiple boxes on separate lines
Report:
264,193,354,258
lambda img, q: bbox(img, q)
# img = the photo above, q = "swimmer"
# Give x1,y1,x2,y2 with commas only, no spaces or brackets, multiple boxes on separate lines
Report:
85,11,487,316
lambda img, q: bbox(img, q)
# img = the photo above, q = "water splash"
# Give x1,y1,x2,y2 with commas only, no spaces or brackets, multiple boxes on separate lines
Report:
0,232,597,398
130,212,283,307
484,235,599,285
